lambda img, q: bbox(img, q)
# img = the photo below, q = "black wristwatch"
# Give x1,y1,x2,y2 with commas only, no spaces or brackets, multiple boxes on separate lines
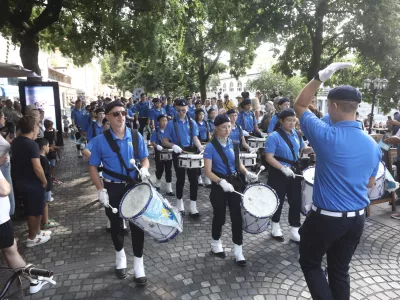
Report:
314,73,322,82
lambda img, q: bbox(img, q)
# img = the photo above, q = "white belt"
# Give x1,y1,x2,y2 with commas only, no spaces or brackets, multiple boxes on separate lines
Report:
103,178,127,184
311,205,365,218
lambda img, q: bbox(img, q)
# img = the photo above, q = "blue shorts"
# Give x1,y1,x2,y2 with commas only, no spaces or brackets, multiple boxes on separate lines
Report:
49,159,56,167
45,191,52,202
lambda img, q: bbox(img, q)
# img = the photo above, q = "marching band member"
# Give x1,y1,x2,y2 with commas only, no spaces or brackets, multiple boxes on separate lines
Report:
264,108,313,243
88,101,151,286
71,99,88,157
226,109,253,152
86,108,105,142
162,99,204,217
149,98,166,129
207,108,216,135
195,108,212,187
204,114,258,266
165,97,175,119
236,98,262,137
294,63,381,299
150,114,174,196
136,93,150,136
267,98,291,133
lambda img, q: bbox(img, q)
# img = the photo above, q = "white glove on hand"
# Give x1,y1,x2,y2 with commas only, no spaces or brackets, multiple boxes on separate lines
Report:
248,147,257,153
280,166,295,178
242,130,250,137
318,62,354,82
98,189,109,207
219,179,234,193
246,171,258,183
140,167,151,180
156,145,163,151
172,144,183,153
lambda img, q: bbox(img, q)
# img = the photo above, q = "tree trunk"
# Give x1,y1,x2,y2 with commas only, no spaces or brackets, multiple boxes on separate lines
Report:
198,58,207,104
20,33,42,80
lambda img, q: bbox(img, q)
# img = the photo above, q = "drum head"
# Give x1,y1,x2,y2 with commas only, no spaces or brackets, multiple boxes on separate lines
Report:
303,167,315,185
120,183,152,219
243,184,279,218
179,154,203,159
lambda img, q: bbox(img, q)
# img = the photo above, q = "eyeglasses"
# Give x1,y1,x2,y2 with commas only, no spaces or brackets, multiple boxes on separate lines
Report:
176,109,187,113
108,111,127,117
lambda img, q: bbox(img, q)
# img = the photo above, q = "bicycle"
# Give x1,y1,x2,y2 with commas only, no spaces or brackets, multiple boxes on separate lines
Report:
0,264,56,300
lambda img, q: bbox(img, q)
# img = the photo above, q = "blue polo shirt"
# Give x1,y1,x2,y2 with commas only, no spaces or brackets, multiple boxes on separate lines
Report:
86,122,104,141
237,110,256,132
165,104,173,117
321,113,332,126
136,101,150,118
188,105,195,119
164,116,199,148
197,121,208,142
71,108,87,129
207,120,215,134
89,127,148,181
150,128,167,146
265,129,304,167
168,106,178,119
230,125,242,143
267,114,279,133
81,116,94,132
300,110,381,211
204,139,236,175
149,108,166,127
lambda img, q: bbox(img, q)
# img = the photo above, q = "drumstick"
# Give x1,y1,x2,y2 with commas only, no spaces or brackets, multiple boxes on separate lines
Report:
108,204,118,214
295,174,304,178
130,159,156,187
232,190,252,201
256,165,265,176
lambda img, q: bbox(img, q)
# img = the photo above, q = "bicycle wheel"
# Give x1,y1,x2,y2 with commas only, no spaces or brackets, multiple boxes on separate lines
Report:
0,268,23,300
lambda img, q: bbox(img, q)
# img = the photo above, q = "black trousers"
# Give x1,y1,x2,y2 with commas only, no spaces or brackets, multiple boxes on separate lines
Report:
138,118,148,136
104,181,144,257
299,210,365,300
267,166,302,227
210,182,243,245
172,153,199,200
155,151,172,182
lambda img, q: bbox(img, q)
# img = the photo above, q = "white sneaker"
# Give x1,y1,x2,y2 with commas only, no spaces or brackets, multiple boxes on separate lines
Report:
233,244,246,266
198,176,203,185
204,176,211,185
49,197,54,202
176,199,185,212
290,226,300,243
29,276,53,294
211,239,226,258
189,200,200,216
26,235,51,248
271,222,284,242
78,151,83,157
38,230,52,237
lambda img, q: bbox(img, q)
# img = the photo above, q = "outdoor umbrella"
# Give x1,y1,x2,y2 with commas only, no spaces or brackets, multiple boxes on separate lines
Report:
0,62,40,78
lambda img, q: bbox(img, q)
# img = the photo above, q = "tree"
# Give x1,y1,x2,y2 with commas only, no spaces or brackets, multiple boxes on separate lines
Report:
0,0,165,77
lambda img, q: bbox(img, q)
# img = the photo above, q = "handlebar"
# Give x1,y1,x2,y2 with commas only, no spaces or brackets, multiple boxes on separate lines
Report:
23,265,53,278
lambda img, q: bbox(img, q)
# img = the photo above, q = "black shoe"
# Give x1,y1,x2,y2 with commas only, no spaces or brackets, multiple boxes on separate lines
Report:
106,227,111,233
272,235,285,242
189,212,200,218
211,251,226,258
236,259,247,267
123,228,129,235
115,268,127,279
180,211,185,216
198,183,204,187
134,276,148,287
166,192,175,196
156,187,161,192
205,184,212,189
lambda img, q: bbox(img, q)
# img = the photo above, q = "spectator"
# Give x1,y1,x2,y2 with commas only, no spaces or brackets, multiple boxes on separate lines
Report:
2,99,18,135
216,99,225,114
13,101,23,128
222,94,235,111
210,97,218,112
204,99,211,121
251,97,261,122
11,116,51,247
25,106,44,138
43,119,61,184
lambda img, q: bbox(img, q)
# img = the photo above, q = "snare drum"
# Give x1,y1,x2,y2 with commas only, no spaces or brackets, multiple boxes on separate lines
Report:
119,183,183,243
178,154,204,169
248,137,266,149
241,183,279,234
159,149,173,161
302,167,314,215
368,161,386,200
239,153,257,167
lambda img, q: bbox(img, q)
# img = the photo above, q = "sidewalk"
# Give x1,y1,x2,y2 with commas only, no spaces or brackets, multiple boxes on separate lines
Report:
2,140,400,300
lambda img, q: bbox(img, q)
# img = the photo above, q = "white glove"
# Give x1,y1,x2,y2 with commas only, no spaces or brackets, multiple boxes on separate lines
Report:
246,171,258,183
156,145,163,151
140,167,151,180
219,179,234,193
242,130,250,137
98,189,109,207
248,147,257,153
172,144,183,153
318,62,354,82
280,166,295,178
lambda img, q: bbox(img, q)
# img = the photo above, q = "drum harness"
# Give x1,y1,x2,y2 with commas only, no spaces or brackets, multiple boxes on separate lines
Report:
273,128,302,175
211,138,245,191
101,128,141,186
173,116,197,153
197,121,210,143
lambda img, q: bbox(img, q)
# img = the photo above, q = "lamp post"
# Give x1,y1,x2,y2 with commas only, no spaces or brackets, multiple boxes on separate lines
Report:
363,78,389,134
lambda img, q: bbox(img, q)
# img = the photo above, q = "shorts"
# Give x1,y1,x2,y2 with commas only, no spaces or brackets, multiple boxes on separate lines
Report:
49,159,56,167
15,180,45,216
0,220,14,249
45,191,52,202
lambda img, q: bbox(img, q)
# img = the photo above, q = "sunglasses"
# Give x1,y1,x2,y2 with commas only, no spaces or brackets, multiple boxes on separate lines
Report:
176,109,187,113
108,111,127,117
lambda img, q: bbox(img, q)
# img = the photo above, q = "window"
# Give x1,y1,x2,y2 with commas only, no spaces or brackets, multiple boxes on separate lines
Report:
237,81,242,91
222,83,226,92
229,82,234,92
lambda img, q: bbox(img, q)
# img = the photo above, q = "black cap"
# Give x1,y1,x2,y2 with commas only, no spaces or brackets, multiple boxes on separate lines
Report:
278,97,290,106
195,108,205,115
105,101,124,114
152,98,161,103
226,109,236,115
175,99,188,107
279,108,296,119
94,107,105,114
208,108,216,114
328,85,362,103
214,114,231,126
240,98,252,108
241,91,250,98
156,114,167,121
194,100,201,105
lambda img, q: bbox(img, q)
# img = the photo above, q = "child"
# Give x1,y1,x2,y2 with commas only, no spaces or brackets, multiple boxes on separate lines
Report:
36,138,59,229
143,118,152,146
63,115,70,137
43,119,62,184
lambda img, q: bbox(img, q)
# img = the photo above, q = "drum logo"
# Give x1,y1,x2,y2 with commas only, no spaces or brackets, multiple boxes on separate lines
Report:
128,141,133,148
161,206,174,220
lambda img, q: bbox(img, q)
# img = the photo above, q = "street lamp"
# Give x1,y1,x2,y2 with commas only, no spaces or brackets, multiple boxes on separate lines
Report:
363,77,389,134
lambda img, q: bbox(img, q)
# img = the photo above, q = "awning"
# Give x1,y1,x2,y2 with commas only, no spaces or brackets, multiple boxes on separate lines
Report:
0,62,40,78
0,85,19,98
0,86,4,97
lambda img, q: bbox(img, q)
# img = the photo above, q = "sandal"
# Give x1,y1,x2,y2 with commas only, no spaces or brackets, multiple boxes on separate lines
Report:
41,220,59,229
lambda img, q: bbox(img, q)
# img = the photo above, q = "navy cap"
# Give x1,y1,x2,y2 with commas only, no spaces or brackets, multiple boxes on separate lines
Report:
278,97,290,106
194,100,201,105
328,85,362,103
152,98,161,103
241,98,252,107
279,108,296,119
175,99,188,107
156,114,167,121
208,108,216,114
241,91,250,98
226,109,236,115
214,114,230,126
105,101,124,114
195,108,205,115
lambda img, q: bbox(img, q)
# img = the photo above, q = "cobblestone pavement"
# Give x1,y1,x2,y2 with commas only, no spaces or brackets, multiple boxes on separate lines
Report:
2,140,400,300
